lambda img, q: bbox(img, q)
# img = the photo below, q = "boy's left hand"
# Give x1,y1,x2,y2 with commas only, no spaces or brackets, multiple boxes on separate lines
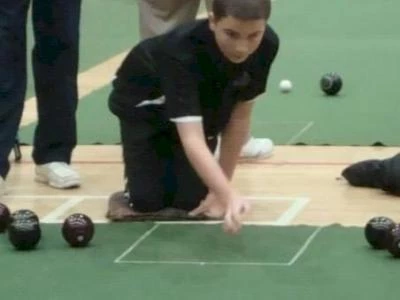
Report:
189,192,225,219
189,192,251,234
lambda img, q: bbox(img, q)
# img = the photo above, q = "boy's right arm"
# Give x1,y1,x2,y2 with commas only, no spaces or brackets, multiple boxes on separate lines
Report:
175,121,233,201
160,55,247,231
175,121,247,233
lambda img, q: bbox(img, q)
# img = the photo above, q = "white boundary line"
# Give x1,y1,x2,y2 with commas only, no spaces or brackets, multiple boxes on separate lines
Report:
154,220,277,225
275,197,310,225
287,226,323,266
116,260,289,267
285,121,315,145
5,194,309,225
114,224,160,263
41,197,86,223
115,225,322,267
114,196,313,267
115,220,291,266
154,196,309,225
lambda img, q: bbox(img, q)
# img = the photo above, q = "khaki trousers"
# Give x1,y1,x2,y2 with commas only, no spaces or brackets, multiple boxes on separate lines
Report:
138,0,213,38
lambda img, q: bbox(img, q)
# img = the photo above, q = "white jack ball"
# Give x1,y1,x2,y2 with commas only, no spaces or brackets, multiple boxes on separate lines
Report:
279,79,293,93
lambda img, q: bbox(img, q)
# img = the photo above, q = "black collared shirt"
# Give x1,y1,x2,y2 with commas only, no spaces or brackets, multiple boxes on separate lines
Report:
111,19,279,137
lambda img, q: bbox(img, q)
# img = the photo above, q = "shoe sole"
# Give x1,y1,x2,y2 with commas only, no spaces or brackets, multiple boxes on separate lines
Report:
35,174,80,189
240,152,273,159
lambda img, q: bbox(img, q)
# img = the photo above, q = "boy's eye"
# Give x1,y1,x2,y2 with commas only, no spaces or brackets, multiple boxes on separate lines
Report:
224,30,239,39
248,33,260,40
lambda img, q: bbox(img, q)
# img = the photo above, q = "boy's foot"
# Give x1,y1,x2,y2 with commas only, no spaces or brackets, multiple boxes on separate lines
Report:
240,137,274,158
35,162,81,189
106,191,210,221
215,137,274,159
106,191,139,221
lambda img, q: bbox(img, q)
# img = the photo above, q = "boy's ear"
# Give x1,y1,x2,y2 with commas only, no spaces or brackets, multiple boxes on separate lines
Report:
208,12,216,31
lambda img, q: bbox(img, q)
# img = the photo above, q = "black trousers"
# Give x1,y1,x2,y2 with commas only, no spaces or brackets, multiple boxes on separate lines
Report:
117,106,217,213
0,0,81,178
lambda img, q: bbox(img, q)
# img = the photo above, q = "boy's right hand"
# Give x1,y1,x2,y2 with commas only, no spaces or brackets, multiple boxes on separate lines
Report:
189,191,250,234
223,191,250,234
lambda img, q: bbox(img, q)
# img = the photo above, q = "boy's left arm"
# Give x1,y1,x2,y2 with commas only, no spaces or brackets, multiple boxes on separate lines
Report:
219,28,280,178
219,100,254,180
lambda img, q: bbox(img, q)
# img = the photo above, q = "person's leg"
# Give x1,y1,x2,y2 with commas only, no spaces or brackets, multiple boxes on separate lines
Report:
107,94,172,218
123,122,171,213
138,0,201,39
107,121,210,221
31,0,82,188
0,0,30,190
172,136,218,211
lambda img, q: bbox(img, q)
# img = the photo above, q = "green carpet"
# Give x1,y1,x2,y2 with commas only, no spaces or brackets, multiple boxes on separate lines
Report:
19,0,400,146
1,223,400,300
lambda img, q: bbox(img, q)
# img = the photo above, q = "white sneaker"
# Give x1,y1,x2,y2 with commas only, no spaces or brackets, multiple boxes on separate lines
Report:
214,136,274,159
240,137,274,158
35,162,81,189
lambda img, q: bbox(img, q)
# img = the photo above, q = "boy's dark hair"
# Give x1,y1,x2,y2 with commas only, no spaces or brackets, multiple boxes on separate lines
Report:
212,0,271,21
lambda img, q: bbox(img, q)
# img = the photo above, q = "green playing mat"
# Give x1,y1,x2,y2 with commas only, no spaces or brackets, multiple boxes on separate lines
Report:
1,223,399,300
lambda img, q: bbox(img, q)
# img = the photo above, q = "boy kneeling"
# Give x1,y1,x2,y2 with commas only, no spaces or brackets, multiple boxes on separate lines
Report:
107,0,279,233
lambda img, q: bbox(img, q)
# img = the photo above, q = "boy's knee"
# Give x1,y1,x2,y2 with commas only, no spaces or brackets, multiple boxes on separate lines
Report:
128,190,165,213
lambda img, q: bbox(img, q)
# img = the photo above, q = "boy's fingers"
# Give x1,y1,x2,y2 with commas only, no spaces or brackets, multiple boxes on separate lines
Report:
223,210,241,234
188,202,208,216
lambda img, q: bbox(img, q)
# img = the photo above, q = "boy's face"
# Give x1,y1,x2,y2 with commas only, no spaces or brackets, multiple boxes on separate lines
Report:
209,15,266,64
